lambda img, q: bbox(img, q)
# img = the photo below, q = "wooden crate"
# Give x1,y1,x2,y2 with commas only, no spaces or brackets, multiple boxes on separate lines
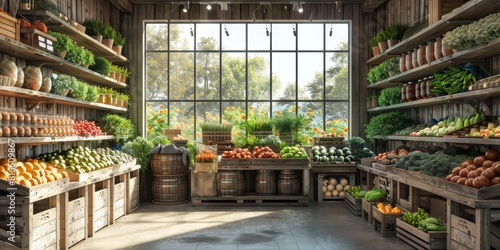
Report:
448,200,491,250
61,186,87,249
111,174,126,223
317,173,355,202
392,167,441,188
360,157,376,167
163,129,181,139
362,198,382,223
429,0,468,25
65,167,113,182
371,203,406,236
0,194,60,250
202,131,232,144
126,169,139,214
20,28,56,53
0,12,20,41
491,222,500,250
88,179,110,237
373,163,394,172
344,191,362,216
0,177,69,201
440,178,500,200
313,137,345,148
396,218,447,250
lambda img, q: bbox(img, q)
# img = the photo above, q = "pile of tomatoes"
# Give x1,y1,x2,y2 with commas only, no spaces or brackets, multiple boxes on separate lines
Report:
73,120,104,137
221,148,252,159
252,146,279,159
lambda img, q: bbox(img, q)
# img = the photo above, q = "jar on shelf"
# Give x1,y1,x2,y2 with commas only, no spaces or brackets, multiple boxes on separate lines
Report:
417,45,427,66
434,37,443,60
415,79,422,100
412,48,419,69
426,41,435,63
442,37,454,57
420,77,428,99
426,76,435,98
401,84,408,102
405,52,413,71
399,54,407,73
406,82,416,101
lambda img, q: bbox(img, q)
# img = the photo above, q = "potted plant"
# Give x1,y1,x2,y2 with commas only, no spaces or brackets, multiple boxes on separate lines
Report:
81,48,95,68
99,114,136,145
101,25,116,49
99,87,113,104
111,90,119,106
383,57,401,77
112,31,125,55
376,29,389,53
371,95,378,108
385,23,409,47
85,85,99,102
117,93,130,108
48,31,72,59
50,73,75,96
119,66,131,83
83,19,106,43
122,136,154,189
370,35,380,57
378,87,402,106
68,80,88,100
66,43,85,66
89,56,111,76
346,136,365,153
363,111,412,142
109,64,121,80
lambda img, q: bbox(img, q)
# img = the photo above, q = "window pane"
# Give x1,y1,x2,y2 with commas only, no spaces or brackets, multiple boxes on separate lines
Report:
170,52,194,100
325,102,349,137
326,23,349,50
298,53,323,100
146,24,168,50
196,52,220,100
222,24,246,50
272,52,295,100
298,23,323,50
298,101,324,144
222,102,245,125
222,53,246,100
145,52,168,100
146,101,170,139
197,101,220,124
169,23,194,50
248,53,270,100
196,24,219,50
248,24,270,50
326,52,349,100
170,102,195,140
272,24,296,51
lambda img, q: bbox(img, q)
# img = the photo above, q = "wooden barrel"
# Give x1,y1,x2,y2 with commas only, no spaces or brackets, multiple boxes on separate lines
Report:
277,170,300,195
218,171,245,197
255,170,276,195
152,175,188,204
150,153,189,175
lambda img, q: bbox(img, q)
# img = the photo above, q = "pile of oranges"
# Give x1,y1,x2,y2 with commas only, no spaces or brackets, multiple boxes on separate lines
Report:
0,158,69,187
376,202,403,214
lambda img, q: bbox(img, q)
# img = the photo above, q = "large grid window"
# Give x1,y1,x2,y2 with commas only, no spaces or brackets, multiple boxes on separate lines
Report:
144,22,351,143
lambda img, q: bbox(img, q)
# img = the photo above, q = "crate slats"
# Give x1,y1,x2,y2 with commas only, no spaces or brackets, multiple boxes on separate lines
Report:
0,12,20,41
344,192,362,216
396,218,447,250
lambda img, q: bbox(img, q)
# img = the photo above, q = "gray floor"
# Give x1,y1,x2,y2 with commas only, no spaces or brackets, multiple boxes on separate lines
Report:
72,201,414,250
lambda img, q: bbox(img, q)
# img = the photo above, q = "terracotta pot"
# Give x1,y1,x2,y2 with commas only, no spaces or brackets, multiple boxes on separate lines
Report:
55,50,67,59
399,54,406,73
117,99,124,107
122,101,128,108
434,37,443,59
108,71,115,79
112,45,123,55
371,46,381,57
120,74,127,83
387,39,399,48
103,94,113,105
82,63,89,69
378,41,389,53
92,35,103,43
101,38,114,49
366,100,372,109
371,99,378,108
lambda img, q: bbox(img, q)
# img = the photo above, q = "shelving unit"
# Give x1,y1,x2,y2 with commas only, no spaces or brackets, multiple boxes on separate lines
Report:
0,135,115,145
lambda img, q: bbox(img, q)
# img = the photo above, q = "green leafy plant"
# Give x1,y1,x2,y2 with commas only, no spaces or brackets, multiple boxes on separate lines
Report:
81,49,95,66
48,31,72,53
85,85,99,102
364,112,413,142
113,31,126,46
100,114,136,144
51,74,75,96
69,80,88,100
383,57,401,75
346,136,365,145
89,57,111,76
66,43,85,65
83,19,106,36
385,23,409,40
200,123,232,131
116,93,130,102
443,13,500,50
378,87,402,106
102,25,117,40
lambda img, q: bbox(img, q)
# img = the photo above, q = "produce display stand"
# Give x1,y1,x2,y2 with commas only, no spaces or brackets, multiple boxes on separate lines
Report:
310,163,356,203
395,218,447,249
0,162,140,250
344,191,362,216
371,204,407,236
191,160,309,205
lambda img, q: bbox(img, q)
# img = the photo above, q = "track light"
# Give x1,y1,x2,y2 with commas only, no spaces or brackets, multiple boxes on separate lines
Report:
225,27,229,36
207,4,212,10
298,1,303,13
182,1,190,13
293,1,303,13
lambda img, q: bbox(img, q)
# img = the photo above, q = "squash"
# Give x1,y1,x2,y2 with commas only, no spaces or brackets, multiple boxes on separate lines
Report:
0,59,18,86
39,77,52,93
19,19,31,29
15,65,24,87
32,21,47,33
22,66,42,91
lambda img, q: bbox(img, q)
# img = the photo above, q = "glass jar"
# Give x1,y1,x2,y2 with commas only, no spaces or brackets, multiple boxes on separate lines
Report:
426,76,435,98
399,54,406,73
420,77,428,99
406,82,416,101
426,41,435,63
405,52,413,71
415,80,422,100
434,37,443,59
401,84,408,102
412,49,419,69
417,45,427,66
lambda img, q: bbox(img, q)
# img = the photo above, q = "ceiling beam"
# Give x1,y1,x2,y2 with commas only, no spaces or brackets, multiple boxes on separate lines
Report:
128,0,364,4
109,0,134,14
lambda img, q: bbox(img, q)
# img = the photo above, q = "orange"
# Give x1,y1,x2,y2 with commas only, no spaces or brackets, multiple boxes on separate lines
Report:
39,162,47,169
29,178,39,186
29,170,40,177
33,163,42,171
19,179,31,187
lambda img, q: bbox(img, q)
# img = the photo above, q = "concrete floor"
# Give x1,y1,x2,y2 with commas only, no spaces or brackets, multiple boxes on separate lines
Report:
72,201,414,250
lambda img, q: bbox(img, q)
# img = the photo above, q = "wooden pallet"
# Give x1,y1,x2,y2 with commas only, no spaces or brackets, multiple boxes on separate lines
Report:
191,195,309,206
344,192,362,216
396,218,447,250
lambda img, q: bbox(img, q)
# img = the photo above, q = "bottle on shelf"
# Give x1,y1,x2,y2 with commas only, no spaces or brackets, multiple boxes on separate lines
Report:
420,77,428,99
412,48,419,69
441,36,454,57
434,37,443,60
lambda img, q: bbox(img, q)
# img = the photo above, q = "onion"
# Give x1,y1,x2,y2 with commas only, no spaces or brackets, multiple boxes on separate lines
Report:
322,180,329,186
465,178,474,187
322,186,327,193
491,176,500,186
467,170,479,179
462,159,474,167
0,59,18,86
343,184,350,191
15,65,24,87
335,184,343,192
459,168,470,177
474,156,486,167
329,178,337,186
325,191,332,197
445,174,454,181
339,178,348,186
327,184,334,192
452,166,462,175
451,175,461,183
473,176,490,189
457,177,467,185
481,168,497,180
339,191,345,197
495,163,500,175
483,160,494,169
466,164,477,171
332,190,339,197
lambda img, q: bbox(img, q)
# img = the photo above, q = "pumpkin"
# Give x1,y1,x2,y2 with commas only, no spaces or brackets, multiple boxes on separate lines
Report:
22,66,42,91
15,65,24,87
32,21,47,33
19,19,31,29
39,77,52,93
0,59,18,86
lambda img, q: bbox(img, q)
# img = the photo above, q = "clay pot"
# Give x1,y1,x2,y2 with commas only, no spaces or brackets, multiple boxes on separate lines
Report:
372,46,381,57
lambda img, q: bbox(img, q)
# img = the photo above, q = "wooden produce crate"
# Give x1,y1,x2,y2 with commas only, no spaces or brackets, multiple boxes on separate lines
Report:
65,167,113,182
392,167,441,188
361,197,386,223
429,0,468,25
202,131,232,144
491,222,500,250
163,129,181,139
317,173,355,202
396,218,447,250
126,168,140,214
0,194,60,250
194,162,218,173
0,177,69,202
110,174,126,223
60,186,87,249
20,28,56,54
88,179,110,237
440,178,500,200
313,137,345,148
344,191,362,216
360,157,376,167
0,12,20,41
373,162,394,172
371,203,406,236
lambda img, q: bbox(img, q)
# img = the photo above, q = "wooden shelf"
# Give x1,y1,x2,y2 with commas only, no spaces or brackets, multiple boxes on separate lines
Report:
366,0,500,65
0,86,127,112
368,86,500,112
368,37,500,89
0,35,126,88
0,135,115,145
376,135,500,146
18,10,128,63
